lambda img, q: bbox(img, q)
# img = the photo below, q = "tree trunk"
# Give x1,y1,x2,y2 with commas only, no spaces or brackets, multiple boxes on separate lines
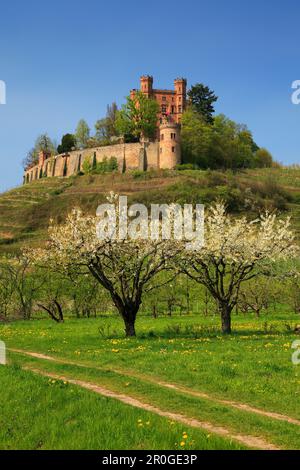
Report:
118,303,138,337
108,290,140,338
220,303,232,334
124,318,136,337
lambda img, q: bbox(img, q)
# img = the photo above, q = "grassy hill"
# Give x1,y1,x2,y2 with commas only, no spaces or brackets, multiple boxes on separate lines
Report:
0,167,300,255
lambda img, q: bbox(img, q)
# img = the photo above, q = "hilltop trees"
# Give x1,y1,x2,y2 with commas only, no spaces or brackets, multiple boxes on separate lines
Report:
22,148,39,169
116,91,159,140
34,134,57,154
75,119,90,149
57,133,77,154
182,81,274,170
178,203,297,333
254,148,274,168
23,134,57,169
181,108,211,168
188,83,218,124
181,110,270,170
95,102,118,144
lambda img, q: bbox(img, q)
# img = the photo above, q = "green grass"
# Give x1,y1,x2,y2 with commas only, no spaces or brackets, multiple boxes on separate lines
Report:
0,365,242,450
1,167,300,449
1,313,300,449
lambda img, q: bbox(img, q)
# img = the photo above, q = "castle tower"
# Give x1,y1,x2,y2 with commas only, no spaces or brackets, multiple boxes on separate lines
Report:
174,78,187,123
140,75,153,97
159,118,181,169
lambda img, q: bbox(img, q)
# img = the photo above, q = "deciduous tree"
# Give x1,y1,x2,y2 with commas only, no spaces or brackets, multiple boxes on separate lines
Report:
75,119,90,148
116,91,159,140
27,195,180,336
178,203,297,334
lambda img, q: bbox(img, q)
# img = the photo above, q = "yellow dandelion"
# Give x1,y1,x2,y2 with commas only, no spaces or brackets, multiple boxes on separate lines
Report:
180,441,185,446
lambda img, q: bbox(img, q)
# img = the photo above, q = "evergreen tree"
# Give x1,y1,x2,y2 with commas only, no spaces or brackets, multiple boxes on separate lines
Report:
57,133,77,154
188,83,218,124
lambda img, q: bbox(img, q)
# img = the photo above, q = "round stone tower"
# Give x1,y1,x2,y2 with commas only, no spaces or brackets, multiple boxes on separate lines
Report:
159,118,181,169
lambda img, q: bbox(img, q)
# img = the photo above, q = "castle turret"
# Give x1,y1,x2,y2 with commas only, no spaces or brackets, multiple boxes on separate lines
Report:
159,118,181,169
174,78,187,123
140,75,153,97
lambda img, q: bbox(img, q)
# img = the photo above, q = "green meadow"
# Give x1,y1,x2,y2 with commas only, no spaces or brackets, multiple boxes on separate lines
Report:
0,167,300,450
1,312,300,450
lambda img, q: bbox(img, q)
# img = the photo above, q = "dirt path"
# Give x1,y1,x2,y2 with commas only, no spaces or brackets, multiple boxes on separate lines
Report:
10,347,300,428
24,365,279,451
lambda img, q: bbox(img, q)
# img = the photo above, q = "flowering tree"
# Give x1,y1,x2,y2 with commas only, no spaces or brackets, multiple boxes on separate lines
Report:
179,203,298,334
27,202,179,337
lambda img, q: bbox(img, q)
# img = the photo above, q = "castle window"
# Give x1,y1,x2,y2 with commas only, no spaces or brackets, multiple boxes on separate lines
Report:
162,96,166,101
161,104,167,113
161,134,164,140
178,105,182,113
171,133,176,140
172,147,175,152
171,105,175,113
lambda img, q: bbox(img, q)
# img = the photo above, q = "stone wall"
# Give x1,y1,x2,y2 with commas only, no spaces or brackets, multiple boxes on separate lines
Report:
23,140,168,183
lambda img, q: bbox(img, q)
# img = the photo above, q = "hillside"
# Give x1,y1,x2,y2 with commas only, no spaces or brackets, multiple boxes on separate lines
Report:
0,167,300,255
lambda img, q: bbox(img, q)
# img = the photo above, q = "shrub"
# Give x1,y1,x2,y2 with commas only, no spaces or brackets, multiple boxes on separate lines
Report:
82,156,92,174
93,157,118,174
206,170,228,187
82,156,118,175
175,163,196,171
131,170,150,179
254,148,273,168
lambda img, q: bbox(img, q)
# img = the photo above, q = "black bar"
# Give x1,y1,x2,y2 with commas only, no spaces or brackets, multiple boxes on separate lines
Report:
0,450,297,467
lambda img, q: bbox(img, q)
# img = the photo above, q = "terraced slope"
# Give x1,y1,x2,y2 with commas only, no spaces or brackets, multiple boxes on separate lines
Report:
0,168,299,255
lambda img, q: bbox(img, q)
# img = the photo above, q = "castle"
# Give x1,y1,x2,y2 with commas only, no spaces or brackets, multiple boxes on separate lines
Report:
23,76,187,184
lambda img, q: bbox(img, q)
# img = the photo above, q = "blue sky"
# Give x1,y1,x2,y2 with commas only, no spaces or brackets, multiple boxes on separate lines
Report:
0,0,299,192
